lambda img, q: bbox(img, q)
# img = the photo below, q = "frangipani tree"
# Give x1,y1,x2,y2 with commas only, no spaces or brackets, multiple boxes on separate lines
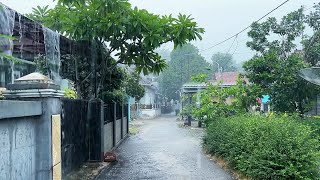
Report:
40,0,204,74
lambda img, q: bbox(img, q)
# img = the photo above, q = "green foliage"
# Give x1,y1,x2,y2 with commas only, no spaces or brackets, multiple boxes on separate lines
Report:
180,104,193,117
244,8,320,113
25,5,51,23
211,52,237,73
64,88,78,99
191,73,207,83
124,71,145,101
204,114,320,179
0,33,17,61
37,0,204,75
159,44,212,100
191,81,247,125
34,55,49,76
303,4,320,66
190,73,256,124
101,68,145,102
102,89,126,103
246,8,305,54
0,34,16,40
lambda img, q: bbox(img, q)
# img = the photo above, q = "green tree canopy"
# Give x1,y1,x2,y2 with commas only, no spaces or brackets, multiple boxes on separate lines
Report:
211,52,237,73
26,0,204,99
25,5,50,23
244,8,319,113
303,3,320,66
124,71,145,101
37,0,204,75
159,44,212,100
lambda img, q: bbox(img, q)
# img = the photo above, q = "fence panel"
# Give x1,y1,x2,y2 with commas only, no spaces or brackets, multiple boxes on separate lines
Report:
88,100,102,161
61,99,102,177
104,103,114,124
61,99,89,177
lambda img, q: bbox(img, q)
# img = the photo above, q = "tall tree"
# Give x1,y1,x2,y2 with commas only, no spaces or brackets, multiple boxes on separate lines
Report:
159,44,212,100
29,0,204,98
244,8,319,113
211,52,237,73
303,3,320,66
41,0,204,74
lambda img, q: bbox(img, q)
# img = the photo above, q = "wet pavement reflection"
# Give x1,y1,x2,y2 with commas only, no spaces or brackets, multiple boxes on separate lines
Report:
97,116,232,180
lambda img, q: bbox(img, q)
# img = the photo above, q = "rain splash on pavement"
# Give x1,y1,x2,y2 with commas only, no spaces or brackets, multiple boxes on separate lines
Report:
96,116,233,180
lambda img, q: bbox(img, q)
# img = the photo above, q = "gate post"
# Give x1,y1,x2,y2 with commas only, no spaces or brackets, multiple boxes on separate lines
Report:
3,73,64,180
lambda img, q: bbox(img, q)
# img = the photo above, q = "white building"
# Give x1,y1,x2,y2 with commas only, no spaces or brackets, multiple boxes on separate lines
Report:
138,75,161,119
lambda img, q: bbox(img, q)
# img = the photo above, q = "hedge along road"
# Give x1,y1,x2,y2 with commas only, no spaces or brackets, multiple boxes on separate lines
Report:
97,115,232,180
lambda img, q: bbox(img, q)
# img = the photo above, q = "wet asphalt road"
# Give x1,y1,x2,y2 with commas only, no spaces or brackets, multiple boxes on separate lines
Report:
97,116,232,180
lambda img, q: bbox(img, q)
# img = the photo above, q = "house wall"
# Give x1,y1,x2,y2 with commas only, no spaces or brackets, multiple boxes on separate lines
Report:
140,87,156,105
140,109,161,119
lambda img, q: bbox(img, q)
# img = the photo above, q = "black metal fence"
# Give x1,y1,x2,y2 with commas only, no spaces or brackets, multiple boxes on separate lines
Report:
61,99,129,177
61,99,102,177
104,103,114,124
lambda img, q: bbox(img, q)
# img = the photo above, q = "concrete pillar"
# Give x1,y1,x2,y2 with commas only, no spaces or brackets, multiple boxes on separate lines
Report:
3,72,64,180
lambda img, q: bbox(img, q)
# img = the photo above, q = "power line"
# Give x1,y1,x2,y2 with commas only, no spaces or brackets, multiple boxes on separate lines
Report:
227,35,237,54
231,36,239,56
179,0,291,57
200,0,291,52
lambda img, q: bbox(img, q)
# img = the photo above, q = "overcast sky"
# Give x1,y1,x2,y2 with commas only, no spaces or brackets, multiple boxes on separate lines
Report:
0,0,319,63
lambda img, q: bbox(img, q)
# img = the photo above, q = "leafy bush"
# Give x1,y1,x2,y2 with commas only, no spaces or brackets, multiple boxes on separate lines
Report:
191,81,248,125
102,90,126,103
64,88,77,99
204,115,320,179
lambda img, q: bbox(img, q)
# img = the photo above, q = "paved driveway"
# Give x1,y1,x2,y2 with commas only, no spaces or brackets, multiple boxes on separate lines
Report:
97,116,232,180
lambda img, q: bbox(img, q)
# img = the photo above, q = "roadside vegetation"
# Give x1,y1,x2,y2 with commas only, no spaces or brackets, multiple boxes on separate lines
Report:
204,115,320,179
188,4,320,179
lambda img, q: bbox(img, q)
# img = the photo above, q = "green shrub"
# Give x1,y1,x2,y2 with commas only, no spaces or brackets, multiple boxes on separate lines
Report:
204,115,320,179
64,88,77,99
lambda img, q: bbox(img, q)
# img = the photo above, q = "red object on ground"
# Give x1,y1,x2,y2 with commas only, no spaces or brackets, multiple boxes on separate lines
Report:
104,152,117,162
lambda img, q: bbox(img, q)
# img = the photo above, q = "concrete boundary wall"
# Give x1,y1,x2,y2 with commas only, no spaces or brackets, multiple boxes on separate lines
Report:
103,122,114,152
102,103,129,154
0,97,61,180
0,115,38,180
0,98,129,179
140,108,161,119
0,100,42,119
115,119,122,145
122,116,128,138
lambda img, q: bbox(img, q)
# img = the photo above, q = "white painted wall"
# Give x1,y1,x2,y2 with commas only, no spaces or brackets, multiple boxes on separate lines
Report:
140,86,156,105
140,109,161,119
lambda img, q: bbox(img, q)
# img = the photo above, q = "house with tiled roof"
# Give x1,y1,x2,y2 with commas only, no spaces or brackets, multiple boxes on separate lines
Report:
181,72,240,115
211,72,239,87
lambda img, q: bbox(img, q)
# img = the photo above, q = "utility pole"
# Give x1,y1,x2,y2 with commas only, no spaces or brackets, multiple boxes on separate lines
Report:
214,61,222,79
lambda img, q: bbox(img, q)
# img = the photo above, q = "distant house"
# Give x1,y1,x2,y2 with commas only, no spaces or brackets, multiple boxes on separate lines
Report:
211,72,239,87
182,72,240,96
131,74,161,119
